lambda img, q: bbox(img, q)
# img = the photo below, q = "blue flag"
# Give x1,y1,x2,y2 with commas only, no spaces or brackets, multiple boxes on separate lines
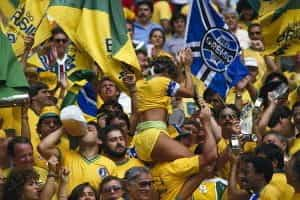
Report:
185,0,248,97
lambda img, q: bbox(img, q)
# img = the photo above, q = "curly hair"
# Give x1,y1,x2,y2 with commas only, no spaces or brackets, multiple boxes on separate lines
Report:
3,168,39,200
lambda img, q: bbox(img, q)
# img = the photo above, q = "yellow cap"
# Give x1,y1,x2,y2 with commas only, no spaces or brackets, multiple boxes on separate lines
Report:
38,71,58,91
39,106,60,122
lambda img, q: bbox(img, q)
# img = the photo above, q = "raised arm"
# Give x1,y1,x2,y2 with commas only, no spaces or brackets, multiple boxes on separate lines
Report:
176,48,195,98
38,127,63,159
40,156,59,200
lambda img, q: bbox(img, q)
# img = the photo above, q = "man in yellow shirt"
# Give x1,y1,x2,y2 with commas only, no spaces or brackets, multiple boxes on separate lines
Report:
100,125,144,178
38,121,117,194
286,151,300,200
256,143,295,200
4,136,47,185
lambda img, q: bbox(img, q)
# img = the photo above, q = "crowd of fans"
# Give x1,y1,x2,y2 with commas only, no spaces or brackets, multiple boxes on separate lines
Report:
0,0,300,200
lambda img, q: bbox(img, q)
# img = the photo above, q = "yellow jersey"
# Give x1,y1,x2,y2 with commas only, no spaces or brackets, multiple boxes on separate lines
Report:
0,107,21,135
292,193,300,200
115,157,144,178
193,177,228,200
61,149,117,194
260,173,295,200
152,1,172,24
136,76,179,112
289,138,300,156
226,87,253,105
150,156,200,200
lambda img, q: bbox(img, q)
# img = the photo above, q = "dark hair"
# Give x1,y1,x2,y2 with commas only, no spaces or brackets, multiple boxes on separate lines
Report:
263,131,288,149
100,125,125,144
136,0,154,12
256,143,284,170
68,182,98,200
100,99,124,113
106,112,130,131
268,105,291,128
245,156,274,183
236,0,258,20
99,176,124,193
248,23,261,33
7,136,32,158
170,14,186,26
149,28,166,45
3,168,39,200
149,56,177,77
264,72,288,86
51,26,67,39
291,151,300,182
29,82,49,98
136,48,148,57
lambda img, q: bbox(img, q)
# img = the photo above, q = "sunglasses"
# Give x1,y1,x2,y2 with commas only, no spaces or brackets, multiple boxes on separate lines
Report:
53,38,68,44
220,113,238,120
137,180,154,188
102,185,122,193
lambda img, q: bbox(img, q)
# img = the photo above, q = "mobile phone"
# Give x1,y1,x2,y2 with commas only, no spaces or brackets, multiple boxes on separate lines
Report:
269,83,288,99
230,135,241,154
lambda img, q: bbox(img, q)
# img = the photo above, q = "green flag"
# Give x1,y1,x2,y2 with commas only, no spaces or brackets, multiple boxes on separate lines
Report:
0,30,28,99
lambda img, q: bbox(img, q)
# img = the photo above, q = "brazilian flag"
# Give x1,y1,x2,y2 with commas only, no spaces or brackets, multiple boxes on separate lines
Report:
5,0,52,56
0,0,22,19
260,0,300,56
48,0,141,92
0,29,28,100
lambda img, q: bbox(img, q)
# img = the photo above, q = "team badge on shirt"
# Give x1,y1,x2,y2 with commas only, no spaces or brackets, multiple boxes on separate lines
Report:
98,167,109,178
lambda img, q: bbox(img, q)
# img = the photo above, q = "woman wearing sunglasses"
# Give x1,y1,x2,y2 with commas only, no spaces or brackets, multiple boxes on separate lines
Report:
124,167,155,200
99,176,125,200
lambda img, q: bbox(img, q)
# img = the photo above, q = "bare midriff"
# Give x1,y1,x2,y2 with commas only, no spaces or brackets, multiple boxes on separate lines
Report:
138,108,168,123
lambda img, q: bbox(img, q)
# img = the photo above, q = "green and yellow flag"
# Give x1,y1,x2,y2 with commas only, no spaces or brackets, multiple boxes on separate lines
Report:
260,0,300,56
0,29,28,99
0,0,22,19
48,0,140,92
258,0,288,17
5,0,52,56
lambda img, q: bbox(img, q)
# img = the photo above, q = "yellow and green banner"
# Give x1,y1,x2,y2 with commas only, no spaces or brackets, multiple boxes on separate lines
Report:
0,29,28,99
48,0,140,92
5,0,52,56
0,0,22,19
260,0,300,56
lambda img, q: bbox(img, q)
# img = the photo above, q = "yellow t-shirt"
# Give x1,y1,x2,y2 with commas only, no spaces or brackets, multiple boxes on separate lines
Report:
150,156,200,200
152,1,172,24
0,107,21,135
61,149,117,194
225,88,253,105
217,138,256,179
289,138,300,155
136,76,177,112
3,166,47,185
260,173,295,200
193,177,228,200
292,193,300,200
115,157,144,178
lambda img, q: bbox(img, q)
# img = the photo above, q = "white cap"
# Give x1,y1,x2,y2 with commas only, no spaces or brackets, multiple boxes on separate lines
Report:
244,57,258,68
